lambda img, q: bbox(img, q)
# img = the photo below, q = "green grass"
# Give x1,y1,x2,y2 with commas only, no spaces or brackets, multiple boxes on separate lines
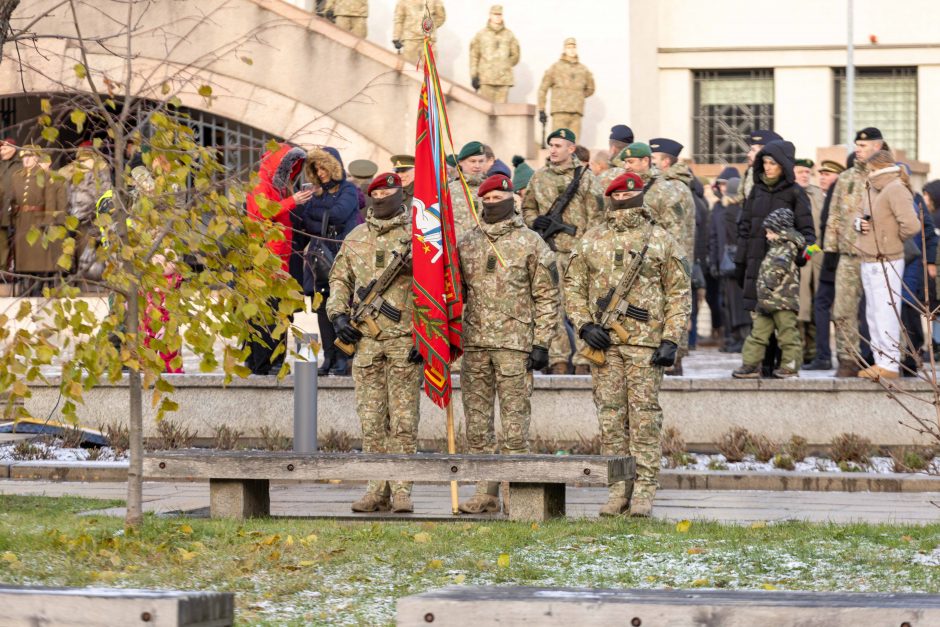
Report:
1,495,940,625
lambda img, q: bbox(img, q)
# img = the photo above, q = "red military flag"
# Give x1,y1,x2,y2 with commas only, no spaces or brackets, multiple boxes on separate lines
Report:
411,39,464,408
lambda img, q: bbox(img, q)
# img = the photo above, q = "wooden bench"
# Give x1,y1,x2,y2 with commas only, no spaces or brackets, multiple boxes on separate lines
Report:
143,450,634,522
396,586,940,626
0,585,233,626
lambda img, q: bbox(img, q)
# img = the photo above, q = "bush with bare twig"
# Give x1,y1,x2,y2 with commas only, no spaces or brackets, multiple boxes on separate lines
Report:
717,427,751,462
829,432,873,465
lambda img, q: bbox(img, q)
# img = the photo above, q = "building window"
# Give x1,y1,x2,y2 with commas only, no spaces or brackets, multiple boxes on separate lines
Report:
693,69,774,164
833,67,917,159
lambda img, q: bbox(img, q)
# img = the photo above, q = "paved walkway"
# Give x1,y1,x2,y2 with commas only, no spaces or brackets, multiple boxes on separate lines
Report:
2,480,938,524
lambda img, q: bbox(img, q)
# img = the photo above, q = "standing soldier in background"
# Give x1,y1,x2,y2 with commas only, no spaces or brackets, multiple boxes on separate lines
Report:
824,127,885,377
324,0,369,38
794,158,825,365
391,154,415,209
510,155,534,202
328,173,423,514
469,5,519,103
565,172,690,517
456,174,558,514
393,0,446,64
537,38,595,140
0,139,22,287
523,128,599,374
591,124,633,198
448,141,487,239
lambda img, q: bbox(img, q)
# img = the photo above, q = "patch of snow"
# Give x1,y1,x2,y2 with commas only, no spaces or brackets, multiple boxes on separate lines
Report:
662,453,937,475
0,441,127,462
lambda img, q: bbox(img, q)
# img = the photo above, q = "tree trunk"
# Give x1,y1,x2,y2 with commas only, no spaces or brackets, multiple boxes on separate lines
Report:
0,0,21,64
125,282,143,527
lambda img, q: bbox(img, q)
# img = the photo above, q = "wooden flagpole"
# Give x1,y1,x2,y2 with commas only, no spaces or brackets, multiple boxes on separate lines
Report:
446,403,459,514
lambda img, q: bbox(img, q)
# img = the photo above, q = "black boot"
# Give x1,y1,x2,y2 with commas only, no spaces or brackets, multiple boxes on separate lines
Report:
329,354,350,376
317,355,333,376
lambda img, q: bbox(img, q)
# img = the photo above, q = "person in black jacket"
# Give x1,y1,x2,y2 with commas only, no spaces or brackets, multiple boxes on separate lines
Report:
690,176,721,349
709,174,750,352
734,140,816,375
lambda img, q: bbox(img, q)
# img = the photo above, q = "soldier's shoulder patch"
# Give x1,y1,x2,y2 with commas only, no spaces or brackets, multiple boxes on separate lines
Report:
679,257,691,277
375,250,386,268
614,249,624,267
486,254,497,273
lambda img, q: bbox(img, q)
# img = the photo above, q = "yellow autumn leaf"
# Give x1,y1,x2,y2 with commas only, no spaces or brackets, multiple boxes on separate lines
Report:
762,583,778,591
304,534,318,544
177,548,197,561
750,521,767,529
2,552,18,563
497,553,510,569
413,532,431,544
530,523,539,531
687,547,705,555
299,560,316,567
676,520,692,533
454,574,466,584
179,524,193,535
285,535,294,547
428,559,443,570
691,578,709,587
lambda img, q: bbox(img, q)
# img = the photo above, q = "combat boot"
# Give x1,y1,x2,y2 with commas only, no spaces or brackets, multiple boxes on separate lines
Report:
732,364,761,379
598,497,630,517
351,491,391,513
457,494,500,514
803,357,832,370
629,496,653,517
835,360,860,378
390,493,414,513
773,367,799,379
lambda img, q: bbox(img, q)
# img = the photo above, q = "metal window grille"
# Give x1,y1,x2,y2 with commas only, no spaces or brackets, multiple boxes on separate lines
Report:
833,67,917,159
693,69,774,164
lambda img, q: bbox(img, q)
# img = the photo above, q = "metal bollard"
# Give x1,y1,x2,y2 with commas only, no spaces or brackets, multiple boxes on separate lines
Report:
293,332,318,453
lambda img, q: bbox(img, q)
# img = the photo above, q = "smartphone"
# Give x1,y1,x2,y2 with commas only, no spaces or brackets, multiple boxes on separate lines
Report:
301,183,313,191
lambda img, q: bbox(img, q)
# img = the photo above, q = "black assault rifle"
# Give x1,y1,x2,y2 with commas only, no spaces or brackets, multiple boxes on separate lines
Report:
533,165,586,251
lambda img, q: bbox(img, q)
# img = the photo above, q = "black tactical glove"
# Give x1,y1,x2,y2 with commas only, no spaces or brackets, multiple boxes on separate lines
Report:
393,39,403,50
579,324,611,351
650,340,678,367
407,346,423,364
471,76,481,91
822,251,840,274
532,215,552,232
538,110,547,124
526,345,549,371
794,249,808,268
734,262,746,288
333,314,363,345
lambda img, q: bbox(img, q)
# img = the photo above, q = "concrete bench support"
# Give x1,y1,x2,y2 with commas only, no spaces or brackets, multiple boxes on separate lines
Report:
0,585,234,626
507,483,565,521
397,586,940,626
209,478,270,518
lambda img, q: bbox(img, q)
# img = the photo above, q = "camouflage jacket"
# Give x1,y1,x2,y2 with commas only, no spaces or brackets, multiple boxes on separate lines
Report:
521,158,600,253
565,210,691,349
757,230,805,313
469,24,520,86
448,174,483,241
640,164,695,259
323,0,368,17
327,211,414,343
591,164,625,199
393,0,445,42
537,56,595,115
823,162,868,255
458,216,558,352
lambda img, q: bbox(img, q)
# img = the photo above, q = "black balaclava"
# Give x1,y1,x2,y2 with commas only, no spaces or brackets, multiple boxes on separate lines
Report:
610,192,644,211
482,197,515,223
372,188,404,219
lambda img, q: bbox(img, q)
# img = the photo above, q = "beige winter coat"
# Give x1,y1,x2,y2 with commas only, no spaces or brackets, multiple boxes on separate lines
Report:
855,167,920,262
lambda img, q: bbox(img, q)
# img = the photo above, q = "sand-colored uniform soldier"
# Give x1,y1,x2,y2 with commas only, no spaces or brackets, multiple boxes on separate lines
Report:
0,139,22,279
393,0,446,64
324,0,368,38
456,174,558,514
794,158,825,364
824,127,885,377
537,38,595,140
328,173,423,514
523,128,600,374
448,141,487,240
469,5,520,103
565,172,690,517
11,146,67,291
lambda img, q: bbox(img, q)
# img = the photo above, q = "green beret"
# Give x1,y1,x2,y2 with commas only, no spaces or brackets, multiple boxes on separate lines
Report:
794,158,815,169
512,160,534,190
623,142,651,159
546,128,576,144
457,141,485,162
445,154,457,167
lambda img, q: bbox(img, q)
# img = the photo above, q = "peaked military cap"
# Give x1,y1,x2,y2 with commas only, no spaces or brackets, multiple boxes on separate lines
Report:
748,129,782,145
649,137,683,158
457,141,485,162
716,166,741,182
818,159,845,175
390,154,415,171
605,172,645,196
794,158,815,169
609,124,634,144
368,172,402,195
490,4,503,14
348,159,378,179
623,142,651,159
546,128,576,144
855,127,883,141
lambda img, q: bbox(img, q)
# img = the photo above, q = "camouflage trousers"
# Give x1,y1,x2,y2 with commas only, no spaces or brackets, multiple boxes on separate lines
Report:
478,85,510,103
550,113,582,140
401,39,424,65
742,309,802,371
334,15,367,38
833,254,862,363
549,251,588,368
591,344,663,500
352,335,422,496
462,348,532,495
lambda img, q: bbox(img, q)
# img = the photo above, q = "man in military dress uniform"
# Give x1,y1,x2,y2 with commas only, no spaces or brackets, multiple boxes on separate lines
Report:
522,128,599,374
328,172,423,514
391,154,415,209
469,5,520,103
537,38,595,140
565,172,690,517
392,0,446,64
456,173,558,514
0,139,22,284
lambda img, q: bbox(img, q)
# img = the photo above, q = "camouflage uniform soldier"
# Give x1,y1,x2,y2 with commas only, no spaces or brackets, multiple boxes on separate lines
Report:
469,5,520,103
457,174,558,514
393,0,446,64
523,127,600,374
732,208,805,379
324,0,368,38
537,38,595,140
824,127,885,377
591,125,634,199
448,141,487,240
565,172,690,517
328,172,423,514
625,141,695,375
